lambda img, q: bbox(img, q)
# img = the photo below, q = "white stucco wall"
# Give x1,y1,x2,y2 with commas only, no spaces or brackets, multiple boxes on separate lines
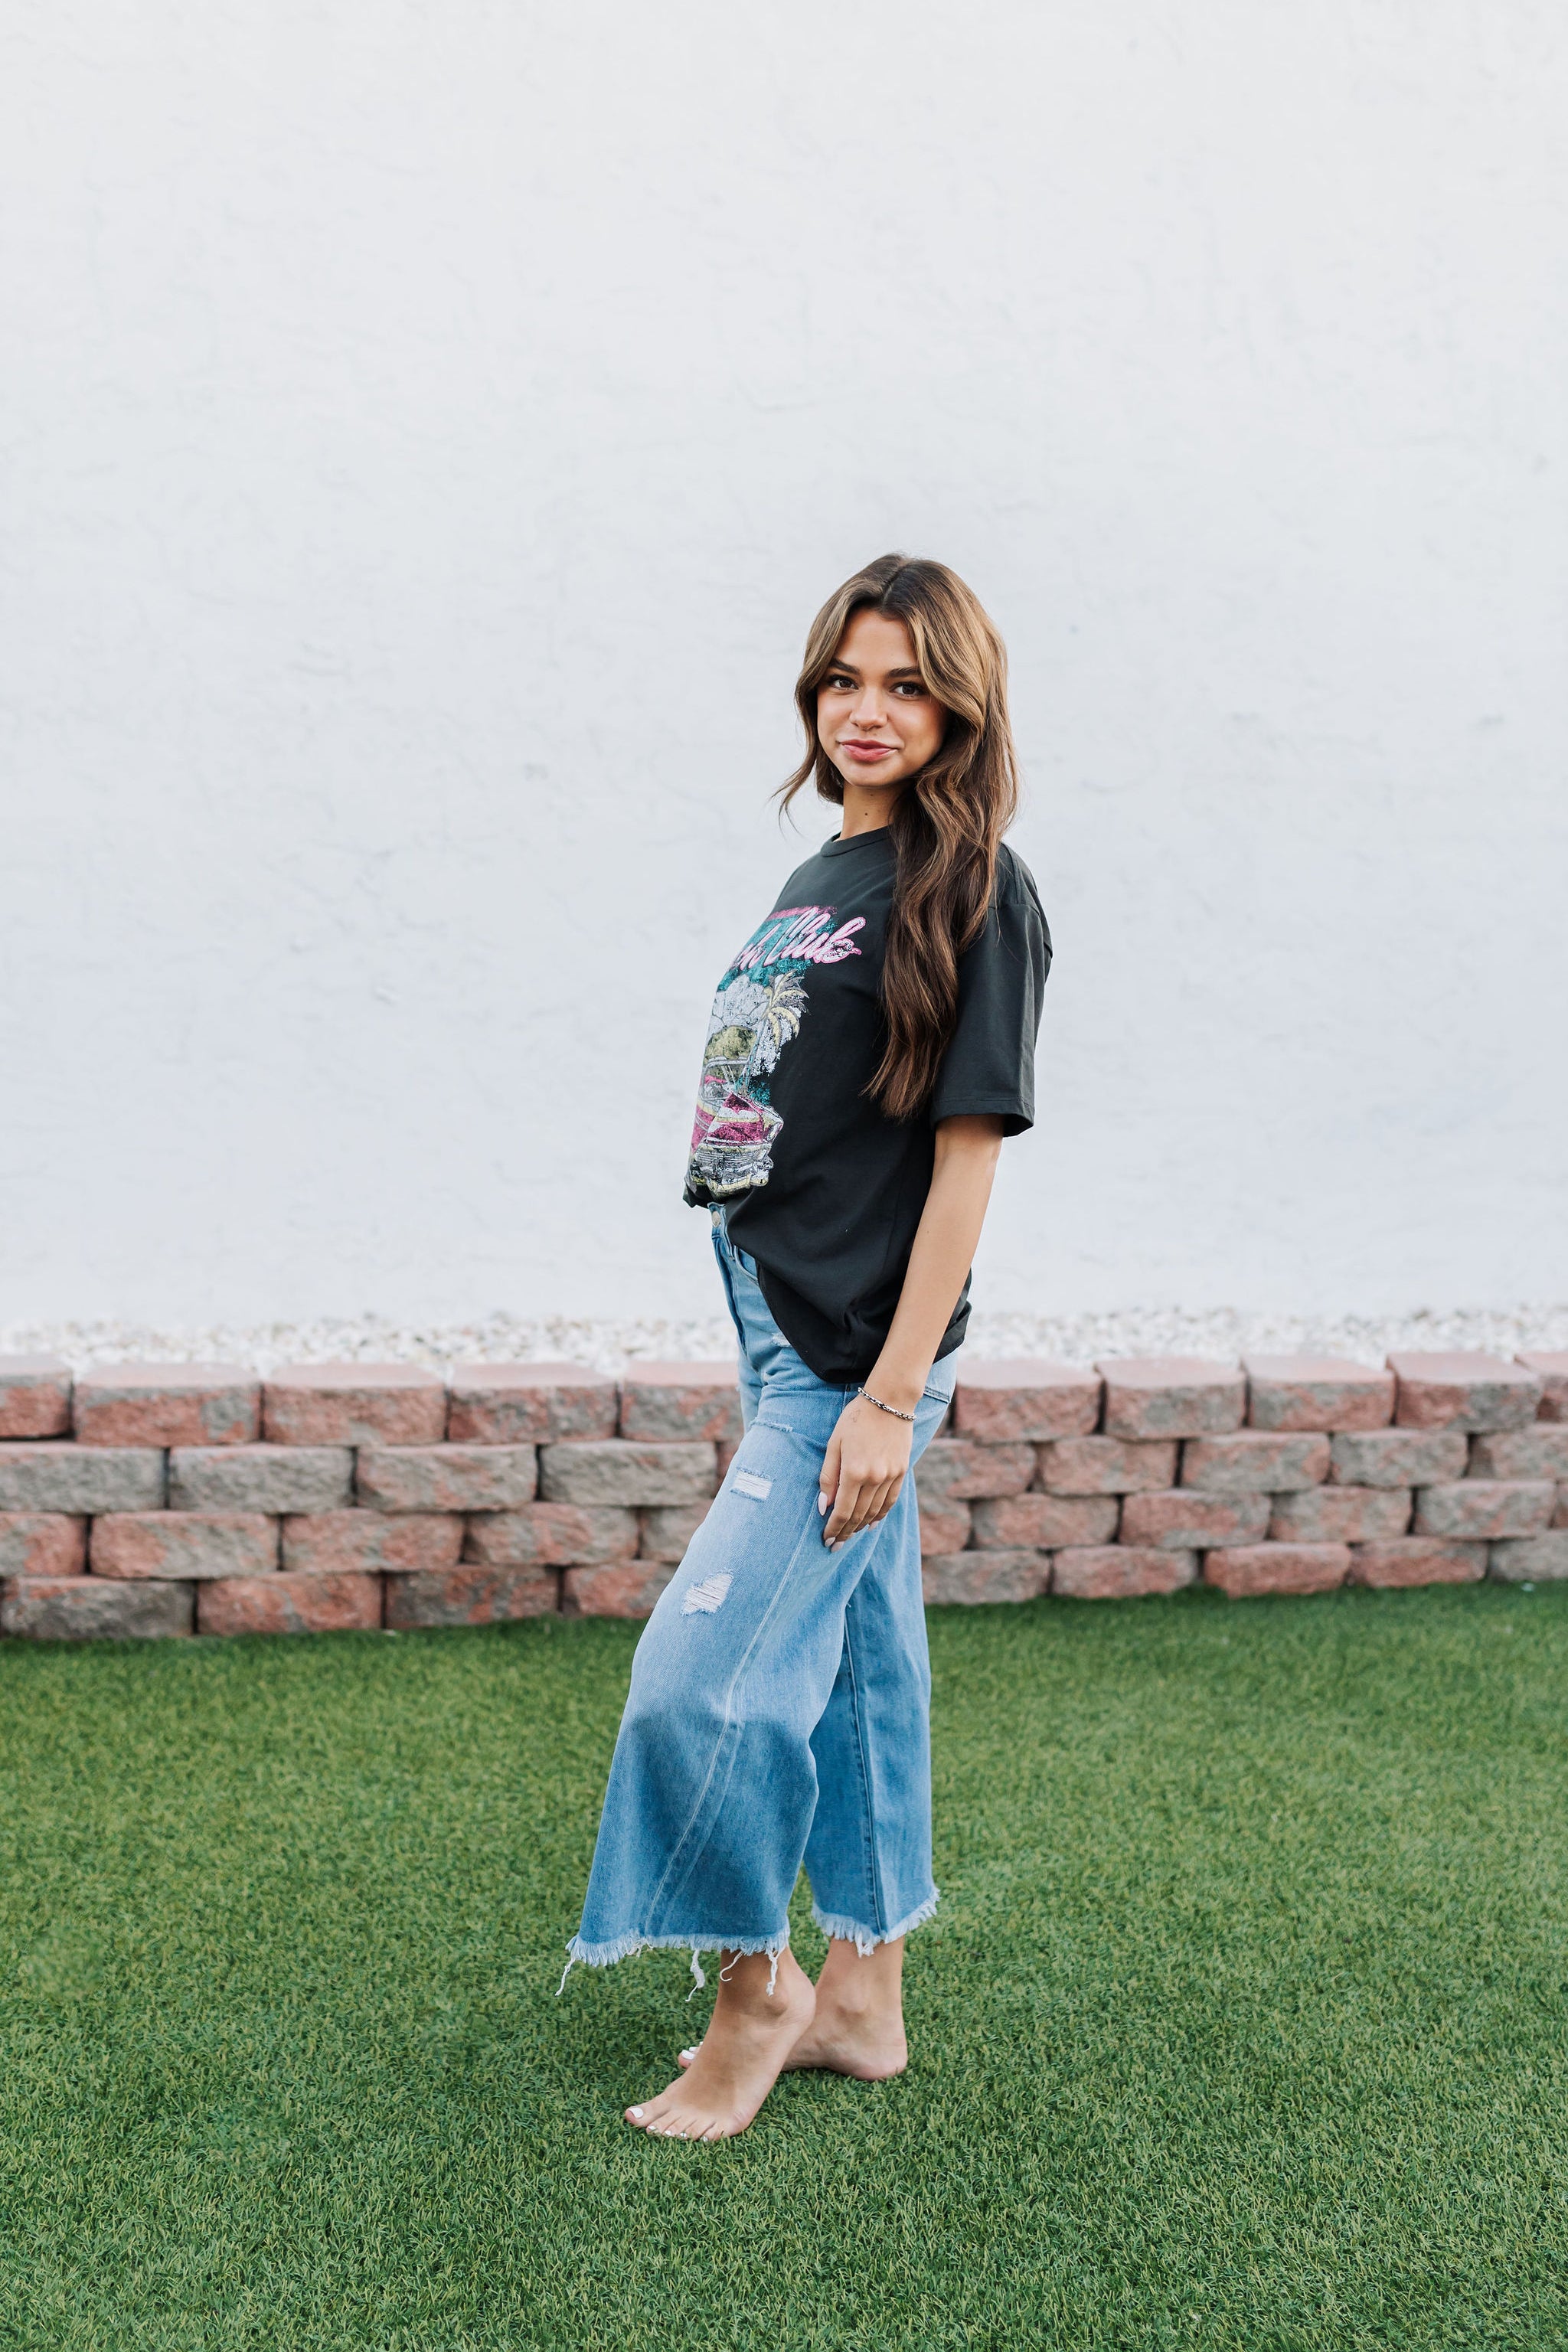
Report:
3,0,1565,1332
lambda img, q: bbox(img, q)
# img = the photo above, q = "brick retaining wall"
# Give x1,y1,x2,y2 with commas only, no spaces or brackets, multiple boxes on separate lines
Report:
2,1350,1565,1638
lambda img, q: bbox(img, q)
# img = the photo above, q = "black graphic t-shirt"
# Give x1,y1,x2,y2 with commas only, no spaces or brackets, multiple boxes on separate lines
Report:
683,828,1051,1384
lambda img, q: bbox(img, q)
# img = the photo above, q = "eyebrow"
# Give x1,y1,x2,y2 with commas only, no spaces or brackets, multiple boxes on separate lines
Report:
825,662,925,681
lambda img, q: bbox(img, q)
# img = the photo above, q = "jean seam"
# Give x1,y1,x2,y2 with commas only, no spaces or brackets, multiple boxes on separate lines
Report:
838,1602,887,1938
711,1227,747,1352
644,1488,840,1938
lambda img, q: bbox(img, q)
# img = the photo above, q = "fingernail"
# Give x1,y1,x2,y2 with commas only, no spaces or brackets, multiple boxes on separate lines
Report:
817,1494,828,1515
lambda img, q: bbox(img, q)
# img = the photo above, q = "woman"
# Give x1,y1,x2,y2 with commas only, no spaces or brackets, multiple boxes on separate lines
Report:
565,554,1050,2139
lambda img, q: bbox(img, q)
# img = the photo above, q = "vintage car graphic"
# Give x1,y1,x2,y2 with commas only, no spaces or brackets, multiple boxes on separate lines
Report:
686,964,808,1196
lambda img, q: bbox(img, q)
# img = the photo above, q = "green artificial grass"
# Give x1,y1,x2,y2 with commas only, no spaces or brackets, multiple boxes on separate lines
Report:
2,1584,1566,2349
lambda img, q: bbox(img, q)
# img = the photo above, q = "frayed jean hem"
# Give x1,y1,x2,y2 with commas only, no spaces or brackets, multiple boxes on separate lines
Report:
558,1926,792,1998
808,1890,939,1956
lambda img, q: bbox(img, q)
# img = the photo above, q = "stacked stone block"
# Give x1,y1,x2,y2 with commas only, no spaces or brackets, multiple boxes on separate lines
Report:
918,1348,1568,1602
2,1347,1565,1640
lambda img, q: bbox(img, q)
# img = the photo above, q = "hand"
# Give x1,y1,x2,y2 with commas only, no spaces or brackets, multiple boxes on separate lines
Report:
819,1395,915,1550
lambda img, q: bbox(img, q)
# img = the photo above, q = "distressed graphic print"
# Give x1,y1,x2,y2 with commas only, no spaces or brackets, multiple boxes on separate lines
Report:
687,905,864,1196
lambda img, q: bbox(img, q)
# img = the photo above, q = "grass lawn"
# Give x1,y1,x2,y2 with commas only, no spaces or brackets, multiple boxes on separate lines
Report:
2,1583,1566,2350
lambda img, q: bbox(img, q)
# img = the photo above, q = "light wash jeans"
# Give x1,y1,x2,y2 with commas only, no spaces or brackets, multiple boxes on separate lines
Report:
564,1214,958,1987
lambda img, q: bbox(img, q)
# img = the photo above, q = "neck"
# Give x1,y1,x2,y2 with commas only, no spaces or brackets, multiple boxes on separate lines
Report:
838,783,904,839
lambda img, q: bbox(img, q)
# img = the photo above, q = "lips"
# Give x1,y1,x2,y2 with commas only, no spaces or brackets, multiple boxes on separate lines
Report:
841,740,895,760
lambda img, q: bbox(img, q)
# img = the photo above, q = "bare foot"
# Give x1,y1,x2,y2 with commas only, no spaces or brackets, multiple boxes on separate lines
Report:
677,2014,905,2080
679,1933,910,2083
626,1947,815,2141
782,2007,906,2079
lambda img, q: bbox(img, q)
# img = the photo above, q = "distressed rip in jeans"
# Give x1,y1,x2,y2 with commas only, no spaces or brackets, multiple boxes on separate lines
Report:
562,1213,957,1988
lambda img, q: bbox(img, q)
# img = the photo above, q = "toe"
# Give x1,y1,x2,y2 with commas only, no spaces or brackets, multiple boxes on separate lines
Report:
627,2082,688,2131
627,2093,673,2128
643,2096,719,2141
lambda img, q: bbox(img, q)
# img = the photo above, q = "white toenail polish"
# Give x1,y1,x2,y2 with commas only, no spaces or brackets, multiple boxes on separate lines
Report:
630,2105,644,2118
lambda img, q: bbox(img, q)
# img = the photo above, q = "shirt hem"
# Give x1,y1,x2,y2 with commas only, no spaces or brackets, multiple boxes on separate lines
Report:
928,1095,1033,1136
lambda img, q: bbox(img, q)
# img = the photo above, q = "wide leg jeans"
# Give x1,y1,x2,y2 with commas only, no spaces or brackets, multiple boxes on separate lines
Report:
567,1217,956,1979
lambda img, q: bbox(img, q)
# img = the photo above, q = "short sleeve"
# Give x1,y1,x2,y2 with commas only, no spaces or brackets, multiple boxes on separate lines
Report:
928,855,1051,1135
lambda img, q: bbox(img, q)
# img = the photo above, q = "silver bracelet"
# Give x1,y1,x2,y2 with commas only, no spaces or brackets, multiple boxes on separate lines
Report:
858,1387,916,1423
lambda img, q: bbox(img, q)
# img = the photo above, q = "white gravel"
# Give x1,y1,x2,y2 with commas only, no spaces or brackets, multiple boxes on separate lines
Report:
4,1305,1566,1376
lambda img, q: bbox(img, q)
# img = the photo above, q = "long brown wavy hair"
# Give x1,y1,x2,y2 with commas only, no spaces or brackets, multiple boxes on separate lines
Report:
778,554,1018,1120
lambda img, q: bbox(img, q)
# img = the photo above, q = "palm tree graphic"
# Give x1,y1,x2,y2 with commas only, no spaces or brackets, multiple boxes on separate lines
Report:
750,969,806,1078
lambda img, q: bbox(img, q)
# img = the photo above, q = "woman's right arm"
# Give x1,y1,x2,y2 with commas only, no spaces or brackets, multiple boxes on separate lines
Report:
818,1114,1004,1547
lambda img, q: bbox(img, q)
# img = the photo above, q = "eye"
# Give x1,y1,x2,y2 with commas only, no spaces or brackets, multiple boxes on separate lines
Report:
893,681,927,697
822,672,854,692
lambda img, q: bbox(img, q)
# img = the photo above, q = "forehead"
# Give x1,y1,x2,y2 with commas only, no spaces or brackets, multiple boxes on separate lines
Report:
831,606,920,674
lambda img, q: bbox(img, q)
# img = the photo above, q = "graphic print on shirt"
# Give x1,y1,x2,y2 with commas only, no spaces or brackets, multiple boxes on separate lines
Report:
687,905,864,1197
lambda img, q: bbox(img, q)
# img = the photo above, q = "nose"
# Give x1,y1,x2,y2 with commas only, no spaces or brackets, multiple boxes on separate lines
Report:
850,685,889,729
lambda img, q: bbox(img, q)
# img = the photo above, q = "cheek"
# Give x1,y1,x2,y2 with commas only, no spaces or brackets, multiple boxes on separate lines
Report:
906,704,945,761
